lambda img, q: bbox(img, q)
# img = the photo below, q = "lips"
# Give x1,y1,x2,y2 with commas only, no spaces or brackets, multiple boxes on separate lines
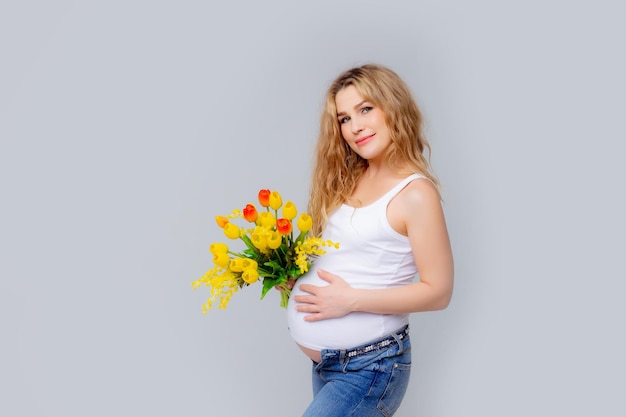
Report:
355,133,375,146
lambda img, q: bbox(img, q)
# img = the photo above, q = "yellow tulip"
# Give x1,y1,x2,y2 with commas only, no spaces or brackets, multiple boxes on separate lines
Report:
213,252,230,268
251,232,268,251
297,213,312,232
282,201,297,220
241,258,258,270
209,243,228,254
258,212,276,228
229,258,245,272
269,191,282,210
215,216,229,228
223,223,240,239
215,216,228,228
242,268,259,284
267,231,282,249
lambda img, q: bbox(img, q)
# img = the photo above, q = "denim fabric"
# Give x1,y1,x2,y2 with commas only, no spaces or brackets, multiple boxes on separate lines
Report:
302,326,411,417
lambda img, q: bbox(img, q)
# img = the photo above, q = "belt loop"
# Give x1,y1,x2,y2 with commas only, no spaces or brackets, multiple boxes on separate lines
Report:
339,349,350,372
392,327,406,355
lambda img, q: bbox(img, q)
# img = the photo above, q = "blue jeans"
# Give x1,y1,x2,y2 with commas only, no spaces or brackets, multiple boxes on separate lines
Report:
302,326,412,417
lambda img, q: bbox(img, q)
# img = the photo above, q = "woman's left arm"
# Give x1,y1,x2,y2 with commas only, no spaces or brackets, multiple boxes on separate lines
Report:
294,179,454,321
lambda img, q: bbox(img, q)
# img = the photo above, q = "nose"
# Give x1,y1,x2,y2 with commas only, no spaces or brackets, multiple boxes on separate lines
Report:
350,117,364,135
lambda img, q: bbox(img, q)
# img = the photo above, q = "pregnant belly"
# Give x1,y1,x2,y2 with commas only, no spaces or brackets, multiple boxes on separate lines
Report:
287,269,408,356
296,343,321,363
287,280,385,355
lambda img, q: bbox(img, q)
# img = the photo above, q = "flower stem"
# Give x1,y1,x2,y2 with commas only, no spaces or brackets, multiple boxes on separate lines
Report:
280,288,291,308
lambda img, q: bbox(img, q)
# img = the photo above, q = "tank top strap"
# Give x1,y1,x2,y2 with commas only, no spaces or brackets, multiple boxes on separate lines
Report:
378,173,426,206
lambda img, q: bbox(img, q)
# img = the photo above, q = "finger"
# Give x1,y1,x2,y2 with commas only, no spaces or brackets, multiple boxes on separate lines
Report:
293,294,315,304
296,304,320,313
304,313,325,322
317,269,336,283
298,284,319,294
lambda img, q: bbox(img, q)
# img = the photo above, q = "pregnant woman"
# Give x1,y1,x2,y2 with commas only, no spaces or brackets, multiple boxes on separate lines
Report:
287,64,454,417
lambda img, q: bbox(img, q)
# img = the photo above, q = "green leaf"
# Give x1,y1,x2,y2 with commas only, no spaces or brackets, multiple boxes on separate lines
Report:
263,259,285,274
243,248,257,257
240,234,255,250
261,276,285,299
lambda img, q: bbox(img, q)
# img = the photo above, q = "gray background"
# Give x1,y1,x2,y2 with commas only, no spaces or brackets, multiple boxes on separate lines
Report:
1,1,624,416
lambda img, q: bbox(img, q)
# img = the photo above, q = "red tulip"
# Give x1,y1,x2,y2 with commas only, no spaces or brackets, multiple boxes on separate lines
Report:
276,218,292,235
258,189,271,207
243,204,258,222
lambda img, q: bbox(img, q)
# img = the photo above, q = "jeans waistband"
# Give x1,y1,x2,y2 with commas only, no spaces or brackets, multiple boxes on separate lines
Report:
344,325,409,358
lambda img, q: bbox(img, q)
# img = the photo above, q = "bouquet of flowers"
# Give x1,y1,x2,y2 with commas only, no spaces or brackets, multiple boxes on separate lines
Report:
192,189,338,313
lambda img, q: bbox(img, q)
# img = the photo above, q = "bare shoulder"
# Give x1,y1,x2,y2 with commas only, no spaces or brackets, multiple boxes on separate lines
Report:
388,177,444,235
395,177,442,209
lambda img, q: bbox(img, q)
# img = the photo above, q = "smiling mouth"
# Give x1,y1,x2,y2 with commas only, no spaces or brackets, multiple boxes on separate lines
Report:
355,134,374,145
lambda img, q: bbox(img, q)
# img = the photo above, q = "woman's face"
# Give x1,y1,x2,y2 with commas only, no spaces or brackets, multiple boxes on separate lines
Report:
335,85,391,163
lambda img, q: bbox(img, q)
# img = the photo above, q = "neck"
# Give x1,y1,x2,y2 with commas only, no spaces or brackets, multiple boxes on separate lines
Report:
364,160,409,179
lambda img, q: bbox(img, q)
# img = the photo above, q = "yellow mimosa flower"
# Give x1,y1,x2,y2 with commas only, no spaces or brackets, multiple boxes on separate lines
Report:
297,213,312,232
194,266,239,312
258,212,276,228
227,209,242,219
223,223,241,239
242,268,259,284
327,239,340,249
294,237,339,274
282,201,297,220
267,231,282,249
269,191,282,210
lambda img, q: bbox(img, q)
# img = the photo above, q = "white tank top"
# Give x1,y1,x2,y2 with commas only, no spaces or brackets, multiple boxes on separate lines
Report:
287,174,424,350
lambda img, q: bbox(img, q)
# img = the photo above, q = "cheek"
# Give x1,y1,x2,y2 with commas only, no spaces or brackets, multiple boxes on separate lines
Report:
340,133,355,152
371,111,386,127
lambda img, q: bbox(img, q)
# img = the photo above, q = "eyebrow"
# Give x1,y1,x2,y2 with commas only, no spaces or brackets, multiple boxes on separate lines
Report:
336,100,368,117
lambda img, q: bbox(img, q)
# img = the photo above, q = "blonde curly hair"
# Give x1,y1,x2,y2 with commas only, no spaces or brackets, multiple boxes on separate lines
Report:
308,64,438,236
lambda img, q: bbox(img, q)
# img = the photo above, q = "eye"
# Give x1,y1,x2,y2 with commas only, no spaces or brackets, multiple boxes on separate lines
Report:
339,116,350,124
361,106,373,114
